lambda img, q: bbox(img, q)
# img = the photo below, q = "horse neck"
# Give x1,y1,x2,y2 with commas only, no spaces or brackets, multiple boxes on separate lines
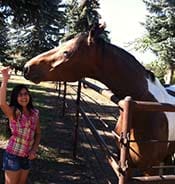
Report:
89,43,148,100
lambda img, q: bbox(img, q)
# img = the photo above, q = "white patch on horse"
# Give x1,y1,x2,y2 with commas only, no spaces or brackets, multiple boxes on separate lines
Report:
147,78,175,141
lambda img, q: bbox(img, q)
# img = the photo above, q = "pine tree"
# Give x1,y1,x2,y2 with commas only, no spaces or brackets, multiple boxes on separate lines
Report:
136,0,175,84
0,0,67,70
64,0,110,42
0,10,10,64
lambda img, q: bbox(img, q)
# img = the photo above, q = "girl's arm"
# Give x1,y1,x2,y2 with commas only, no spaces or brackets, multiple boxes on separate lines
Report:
28,118,41,160
0,67,13,120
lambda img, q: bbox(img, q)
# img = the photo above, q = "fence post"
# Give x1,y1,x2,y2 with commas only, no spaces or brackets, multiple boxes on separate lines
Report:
57,82,62,98
62,82,67,116
119,96,133,184
73,81,82,158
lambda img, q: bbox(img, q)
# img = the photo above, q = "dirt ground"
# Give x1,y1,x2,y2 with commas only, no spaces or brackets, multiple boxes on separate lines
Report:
0,76,119,184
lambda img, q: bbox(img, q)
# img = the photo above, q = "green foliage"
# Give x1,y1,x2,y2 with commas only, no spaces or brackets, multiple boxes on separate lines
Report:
135,0,175,69
63,0,110,42
0,0,67,70
65,0,100,33
131,0,175,84
145,60,168,83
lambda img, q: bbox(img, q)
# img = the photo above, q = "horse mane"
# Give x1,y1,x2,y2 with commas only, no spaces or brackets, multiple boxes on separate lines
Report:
145,69,156,82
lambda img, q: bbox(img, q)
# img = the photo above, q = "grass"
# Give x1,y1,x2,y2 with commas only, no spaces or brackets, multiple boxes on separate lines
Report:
0,74,100,184
0,74,84,183
0,74,118,184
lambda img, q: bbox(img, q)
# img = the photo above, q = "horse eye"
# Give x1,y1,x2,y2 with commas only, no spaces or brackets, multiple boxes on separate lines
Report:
63,51,69,57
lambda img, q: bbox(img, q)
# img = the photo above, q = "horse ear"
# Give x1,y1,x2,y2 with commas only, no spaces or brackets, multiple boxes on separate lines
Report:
87,23,106,45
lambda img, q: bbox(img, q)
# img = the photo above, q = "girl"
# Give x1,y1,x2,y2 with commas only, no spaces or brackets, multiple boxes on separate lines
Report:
0,67,41,184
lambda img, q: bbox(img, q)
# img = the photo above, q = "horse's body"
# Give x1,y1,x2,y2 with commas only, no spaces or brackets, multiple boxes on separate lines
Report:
24,25,175,175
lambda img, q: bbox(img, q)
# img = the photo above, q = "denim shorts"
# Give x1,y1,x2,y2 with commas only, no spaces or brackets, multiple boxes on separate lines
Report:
2,151,31,171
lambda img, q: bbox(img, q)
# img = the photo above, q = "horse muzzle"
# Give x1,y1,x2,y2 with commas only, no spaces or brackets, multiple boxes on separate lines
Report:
23,65,41,84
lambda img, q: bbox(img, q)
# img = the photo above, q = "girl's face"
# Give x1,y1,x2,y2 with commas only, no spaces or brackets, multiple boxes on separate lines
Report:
17,88,30,107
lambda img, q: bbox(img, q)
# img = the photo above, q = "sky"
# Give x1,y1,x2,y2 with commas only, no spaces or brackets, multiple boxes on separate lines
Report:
99,0,156,64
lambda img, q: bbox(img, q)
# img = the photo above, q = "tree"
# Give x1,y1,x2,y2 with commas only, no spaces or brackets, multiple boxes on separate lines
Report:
145,60,168,83
0,8,11,64
0,0,67,70
63,0,110,42
135,0,175,84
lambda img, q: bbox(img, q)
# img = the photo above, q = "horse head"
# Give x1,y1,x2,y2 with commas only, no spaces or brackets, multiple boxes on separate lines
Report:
24,23,148,99
24,24,106,83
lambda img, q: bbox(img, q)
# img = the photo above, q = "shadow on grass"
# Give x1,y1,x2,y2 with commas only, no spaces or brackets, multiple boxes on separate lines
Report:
0,80,119,184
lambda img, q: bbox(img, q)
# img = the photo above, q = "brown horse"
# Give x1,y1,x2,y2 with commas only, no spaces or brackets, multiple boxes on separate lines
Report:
24,24,175,176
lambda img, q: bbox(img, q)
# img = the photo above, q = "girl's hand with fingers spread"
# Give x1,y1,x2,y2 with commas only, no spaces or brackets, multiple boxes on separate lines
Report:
0,67,12,82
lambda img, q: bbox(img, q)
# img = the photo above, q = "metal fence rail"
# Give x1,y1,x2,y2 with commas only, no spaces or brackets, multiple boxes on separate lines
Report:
57,79,175,184
119,97,175,184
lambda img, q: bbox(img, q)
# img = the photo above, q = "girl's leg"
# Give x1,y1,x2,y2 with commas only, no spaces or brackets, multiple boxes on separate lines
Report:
18,169,30,184
5,170,21,184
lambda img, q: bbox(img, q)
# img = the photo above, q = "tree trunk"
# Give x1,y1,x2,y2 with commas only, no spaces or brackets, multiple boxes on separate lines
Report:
164,66,174,84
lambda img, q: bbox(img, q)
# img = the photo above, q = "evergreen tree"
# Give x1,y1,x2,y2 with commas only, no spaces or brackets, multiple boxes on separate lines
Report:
0,9,10,64
135,0,175,84
0,0,67,70
64,0,110,42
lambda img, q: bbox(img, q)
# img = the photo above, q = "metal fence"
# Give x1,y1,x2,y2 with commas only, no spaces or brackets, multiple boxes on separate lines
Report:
57,79,175,184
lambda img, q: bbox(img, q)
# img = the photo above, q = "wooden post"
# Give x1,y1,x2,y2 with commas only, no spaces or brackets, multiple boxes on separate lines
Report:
119,96,133,184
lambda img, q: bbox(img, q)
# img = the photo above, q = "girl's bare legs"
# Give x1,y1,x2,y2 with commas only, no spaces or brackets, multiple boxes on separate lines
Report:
5,169,29,184
5,170,21,184
18,169,30,184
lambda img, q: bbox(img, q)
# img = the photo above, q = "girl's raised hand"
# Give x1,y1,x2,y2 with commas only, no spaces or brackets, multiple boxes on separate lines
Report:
0,67,12,82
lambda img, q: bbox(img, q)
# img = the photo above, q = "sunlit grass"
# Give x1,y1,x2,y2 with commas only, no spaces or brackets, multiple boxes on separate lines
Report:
38,144,58,162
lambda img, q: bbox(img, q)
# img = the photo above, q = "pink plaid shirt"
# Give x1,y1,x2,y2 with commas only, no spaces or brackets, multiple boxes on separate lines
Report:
6,108,39,157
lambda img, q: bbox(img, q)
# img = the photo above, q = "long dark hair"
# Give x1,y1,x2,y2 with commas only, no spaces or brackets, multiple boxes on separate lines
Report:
9,84,34,117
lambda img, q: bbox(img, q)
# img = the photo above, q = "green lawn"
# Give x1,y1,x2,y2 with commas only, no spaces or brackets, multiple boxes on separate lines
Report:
0,76,72,183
